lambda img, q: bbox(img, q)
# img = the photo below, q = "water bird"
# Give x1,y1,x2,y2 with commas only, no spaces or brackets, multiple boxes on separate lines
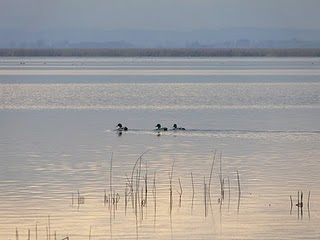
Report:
155,123,168,131
172,124,185,130
116,123,128,131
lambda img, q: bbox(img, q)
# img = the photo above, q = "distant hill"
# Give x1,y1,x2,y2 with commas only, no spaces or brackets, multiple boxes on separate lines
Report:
1,28,320,49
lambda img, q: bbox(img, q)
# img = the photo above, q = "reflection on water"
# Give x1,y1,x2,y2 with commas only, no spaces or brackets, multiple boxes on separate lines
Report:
1,57,320,239
1,83,320,111
1,126,319,239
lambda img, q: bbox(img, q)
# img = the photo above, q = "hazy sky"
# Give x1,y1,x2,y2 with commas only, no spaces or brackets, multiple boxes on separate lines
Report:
1,0,320,31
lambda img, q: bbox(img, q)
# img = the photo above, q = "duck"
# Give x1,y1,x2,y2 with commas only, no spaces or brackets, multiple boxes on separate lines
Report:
172,124,185,130
155,123,168,131
116,123,128,131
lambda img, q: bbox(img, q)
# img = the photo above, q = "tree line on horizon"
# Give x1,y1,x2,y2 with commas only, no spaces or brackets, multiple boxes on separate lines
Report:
0,48,320,57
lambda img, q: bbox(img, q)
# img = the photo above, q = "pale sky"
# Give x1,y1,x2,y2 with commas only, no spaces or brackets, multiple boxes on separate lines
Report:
0,0,319,31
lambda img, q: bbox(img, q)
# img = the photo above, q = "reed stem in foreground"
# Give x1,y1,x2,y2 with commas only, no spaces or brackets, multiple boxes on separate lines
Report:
237,170,241,213
191,172,194,213
178,177,183,207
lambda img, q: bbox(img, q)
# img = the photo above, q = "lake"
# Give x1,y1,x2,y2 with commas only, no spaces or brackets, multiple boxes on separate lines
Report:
0,57,320,239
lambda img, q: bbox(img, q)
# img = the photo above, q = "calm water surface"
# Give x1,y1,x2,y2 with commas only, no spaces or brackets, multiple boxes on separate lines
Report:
0,57,320,239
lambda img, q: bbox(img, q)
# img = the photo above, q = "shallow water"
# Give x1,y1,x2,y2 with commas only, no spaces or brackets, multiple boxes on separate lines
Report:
0,57,320,239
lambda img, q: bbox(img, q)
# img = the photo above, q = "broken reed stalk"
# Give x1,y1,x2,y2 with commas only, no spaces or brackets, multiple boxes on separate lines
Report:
191,172,194,213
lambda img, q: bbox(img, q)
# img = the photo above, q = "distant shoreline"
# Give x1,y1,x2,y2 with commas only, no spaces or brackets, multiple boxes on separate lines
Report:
0,48,320,57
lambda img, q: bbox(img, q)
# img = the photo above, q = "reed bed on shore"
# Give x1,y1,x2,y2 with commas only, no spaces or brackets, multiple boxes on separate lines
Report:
10,150,313,240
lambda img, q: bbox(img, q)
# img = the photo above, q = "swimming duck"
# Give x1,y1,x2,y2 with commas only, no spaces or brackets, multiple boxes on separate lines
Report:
116,123,128,131
172,124,185,130
155,123,168,131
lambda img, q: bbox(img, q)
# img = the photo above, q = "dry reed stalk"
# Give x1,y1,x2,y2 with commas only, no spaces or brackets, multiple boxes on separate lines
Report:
237,170,241,213
129,150,151,215
205,179,207,212
109,153,114,214
191,172,194,213
113,190,116,218
152,171,157,226
169,160,175,215
301,191,304,218
125,184,128,215
104,189,107,206
125,174,133,211
36,222,38,240
145,161,148,207
169,173,173,215
219,152,224,200
307,191,311,219
227,176,231,211
27,229,30,240
297,191,300,219
138,158,142,209
16,228,19,240
89,226,92,240
136,167,141,214
208,151,216,204
48,215,51,240
178,177,183,207
141,186,144,220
